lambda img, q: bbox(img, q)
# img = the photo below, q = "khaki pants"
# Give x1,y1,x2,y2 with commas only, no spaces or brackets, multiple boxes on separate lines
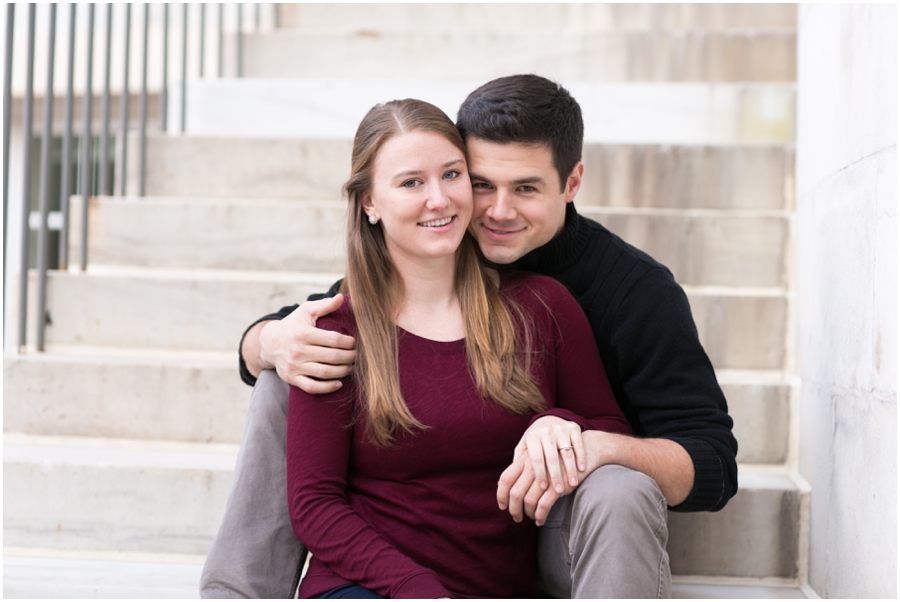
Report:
200,370,671,599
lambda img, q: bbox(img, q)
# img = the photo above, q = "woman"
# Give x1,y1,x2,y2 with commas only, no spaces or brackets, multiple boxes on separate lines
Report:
286,99,631,599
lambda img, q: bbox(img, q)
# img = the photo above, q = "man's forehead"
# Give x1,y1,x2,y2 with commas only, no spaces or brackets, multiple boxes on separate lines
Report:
465,139,555,178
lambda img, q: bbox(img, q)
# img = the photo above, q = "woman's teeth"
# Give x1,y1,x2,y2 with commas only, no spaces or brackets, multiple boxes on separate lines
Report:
419,216,453,227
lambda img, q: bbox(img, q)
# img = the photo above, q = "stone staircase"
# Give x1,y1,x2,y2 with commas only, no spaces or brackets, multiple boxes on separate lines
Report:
4,4,814,598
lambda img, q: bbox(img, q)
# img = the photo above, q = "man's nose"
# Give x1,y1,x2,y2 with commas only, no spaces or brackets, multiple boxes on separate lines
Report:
485,189,516,222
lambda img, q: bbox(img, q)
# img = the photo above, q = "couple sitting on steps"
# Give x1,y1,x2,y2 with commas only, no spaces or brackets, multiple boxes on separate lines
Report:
199,74,738,599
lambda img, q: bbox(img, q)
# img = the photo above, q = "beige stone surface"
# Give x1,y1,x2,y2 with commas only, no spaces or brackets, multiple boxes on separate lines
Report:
3,350,249,444
668,471,803,579
70,197,347,273
126,134,353,199
231,30,795,83
583,207,788,287
276,3,798,32
795,4,896,597
73,197,787,288
3,351,789,462
3,434,235,555
127,137,794,202
580,144,794,210
25,271,785,371
33,269,340,352
686,288,787,371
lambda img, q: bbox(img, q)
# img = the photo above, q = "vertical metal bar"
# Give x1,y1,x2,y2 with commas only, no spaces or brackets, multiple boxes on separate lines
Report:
58,3,76,269
199,3,206,78
180,3,187,133
3,3,15,336
118,3,131,196
17,4,36,350
236,3,242,77
161,3,168,131
36,4,58,352
217,3,223,77
79,2,95,271
3,4,14,243
98,3,112,196
138,2,148,197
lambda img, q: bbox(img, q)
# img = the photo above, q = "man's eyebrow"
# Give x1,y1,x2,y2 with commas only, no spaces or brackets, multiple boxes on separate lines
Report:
393,159,464,179
511,176,546,186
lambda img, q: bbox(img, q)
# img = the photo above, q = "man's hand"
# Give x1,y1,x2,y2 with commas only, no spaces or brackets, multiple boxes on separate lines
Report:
497,416,586,526
241,294,357,393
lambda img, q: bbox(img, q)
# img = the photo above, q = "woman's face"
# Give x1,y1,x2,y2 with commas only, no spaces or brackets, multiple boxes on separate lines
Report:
363,130,472,266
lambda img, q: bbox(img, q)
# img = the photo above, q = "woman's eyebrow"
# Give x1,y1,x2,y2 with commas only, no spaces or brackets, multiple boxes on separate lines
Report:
393,159,465,179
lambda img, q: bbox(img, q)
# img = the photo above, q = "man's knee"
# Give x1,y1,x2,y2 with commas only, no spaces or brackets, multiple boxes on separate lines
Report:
571,465,667,528
247,370,290,429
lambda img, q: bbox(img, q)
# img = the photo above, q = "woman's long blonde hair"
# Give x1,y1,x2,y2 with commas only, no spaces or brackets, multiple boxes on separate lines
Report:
341,99,544,446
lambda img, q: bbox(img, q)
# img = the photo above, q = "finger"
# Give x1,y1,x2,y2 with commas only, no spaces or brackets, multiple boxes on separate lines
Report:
302,328,358,352
558,431,581,487
533,488,562,527
522,479,546,521
540,434,566,494
497,457,525,510
301,361,354,382
525,436,549,491
304,293,347,320
290,374,344,395
571,429,587,474
507,461,535,523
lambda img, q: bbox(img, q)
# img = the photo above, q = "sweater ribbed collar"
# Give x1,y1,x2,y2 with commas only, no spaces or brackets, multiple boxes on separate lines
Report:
509,203,591,275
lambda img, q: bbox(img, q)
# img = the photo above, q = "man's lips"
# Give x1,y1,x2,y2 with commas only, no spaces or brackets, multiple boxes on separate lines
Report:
480,222,525,240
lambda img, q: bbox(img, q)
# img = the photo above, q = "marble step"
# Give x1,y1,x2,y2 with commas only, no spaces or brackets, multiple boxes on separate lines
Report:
70,197,789,288
274,3,798,33
3,349,792,465
222,30,795,82
3,433,806,579
126,133,794,205
171,79,796,146
1,552,813,598
3,551,204,598
18,269,787,371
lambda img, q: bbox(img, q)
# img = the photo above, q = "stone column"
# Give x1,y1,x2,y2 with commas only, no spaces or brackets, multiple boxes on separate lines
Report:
795,4,896,597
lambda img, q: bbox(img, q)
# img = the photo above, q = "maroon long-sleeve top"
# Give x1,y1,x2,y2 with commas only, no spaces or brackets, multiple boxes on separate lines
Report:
286,273,631,598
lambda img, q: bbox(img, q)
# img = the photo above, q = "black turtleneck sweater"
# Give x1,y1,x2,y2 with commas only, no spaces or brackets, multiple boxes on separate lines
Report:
239,204,738,512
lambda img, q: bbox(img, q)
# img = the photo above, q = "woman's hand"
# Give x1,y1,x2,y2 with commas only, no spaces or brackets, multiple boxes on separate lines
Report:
497,416,586,526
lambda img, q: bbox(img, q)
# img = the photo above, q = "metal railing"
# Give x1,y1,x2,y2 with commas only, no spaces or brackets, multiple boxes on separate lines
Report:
2,3,265,352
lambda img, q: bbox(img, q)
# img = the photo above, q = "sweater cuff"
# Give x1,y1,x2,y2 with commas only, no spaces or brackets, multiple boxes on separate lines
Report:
392,572,452,599
667,437,728,512
530,408,589,431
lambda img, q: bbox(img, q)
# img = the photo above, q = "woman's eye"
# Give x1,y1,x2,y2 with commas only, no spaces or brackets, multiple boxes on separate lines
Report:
401,180,419,189
443,170,461,180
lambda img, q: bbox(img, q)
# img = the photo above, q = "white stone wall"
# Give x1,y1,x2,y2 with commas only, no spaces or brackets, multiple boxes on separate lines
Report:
795,4,897,597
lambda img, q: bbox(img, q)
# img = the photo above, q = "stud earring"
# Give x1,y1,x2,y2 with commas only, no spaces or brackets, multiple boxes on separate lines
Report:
368,215,379,225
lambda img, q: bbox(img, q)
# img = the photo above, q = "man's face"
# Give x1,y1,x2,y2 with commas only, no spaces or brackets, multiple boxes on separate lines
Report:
466,139,583,265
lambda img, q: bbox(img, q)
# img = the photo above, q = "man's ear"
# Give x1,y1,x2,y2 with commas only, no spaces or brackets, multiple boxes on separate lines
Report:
564,162,584,204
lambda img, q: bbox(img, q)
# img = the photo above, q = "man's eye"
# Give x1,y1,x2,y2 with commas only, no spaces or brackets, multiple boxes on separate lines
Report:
519,186,536,193
472,182,491,190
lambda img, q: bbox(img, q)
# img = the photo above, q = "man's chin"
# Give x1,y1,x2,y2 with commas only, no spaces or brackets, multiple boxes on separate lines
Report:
477,242,526,266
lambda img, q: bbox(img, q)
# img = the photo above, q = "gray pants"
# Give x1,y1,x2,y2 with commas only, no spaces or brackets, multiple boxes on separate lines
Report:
200,371,671,598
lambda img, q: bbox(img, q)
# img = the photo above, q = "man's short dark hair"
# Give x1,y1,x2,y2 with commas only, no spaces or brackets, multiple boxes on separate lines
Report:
456,74,584,191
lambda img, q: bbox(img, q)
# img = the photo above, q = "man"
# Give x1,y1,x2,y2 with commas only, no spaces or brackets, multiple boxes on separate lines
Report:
201,74,737,599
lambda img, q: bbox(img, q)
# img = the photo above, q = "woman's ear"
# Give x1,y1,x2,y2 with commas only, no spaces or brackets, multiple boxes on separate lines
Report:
362,193,376,220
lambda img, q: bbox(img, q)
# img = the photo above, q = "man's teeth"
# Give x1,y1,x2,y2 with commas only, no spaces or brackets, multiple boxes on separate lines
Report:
419,216,453,227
